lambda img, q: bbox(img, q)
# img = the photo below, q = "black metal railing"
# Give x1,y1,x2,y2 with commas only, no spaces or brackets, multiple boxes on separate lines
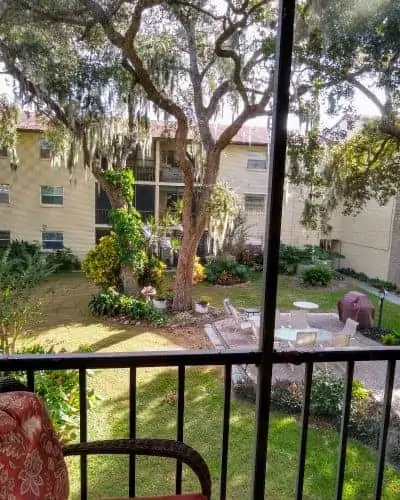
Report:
1,346,399,500
95,208,111,225
134,162,156,182
160,164,184,182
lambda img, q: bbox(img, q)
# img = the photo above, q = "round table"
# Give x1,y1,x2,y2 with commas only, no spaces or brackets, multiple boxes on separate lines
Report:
293,300,319,310
275,327,330,342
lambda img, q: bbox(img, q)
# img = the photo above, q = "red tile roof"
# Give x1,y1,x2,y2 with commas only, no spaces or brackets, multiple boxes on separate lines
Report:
17,113,268,145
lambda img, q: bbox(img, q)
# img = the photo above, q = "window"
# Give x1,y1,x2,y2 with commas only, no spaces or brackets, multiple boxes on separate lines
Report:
245,194,265,215
246,152,266,170
41,186,63,205
0,231,10,248
0,146,7,157
0,184,9,204
162,150,176,166
42,231,63,251
39,139,51,159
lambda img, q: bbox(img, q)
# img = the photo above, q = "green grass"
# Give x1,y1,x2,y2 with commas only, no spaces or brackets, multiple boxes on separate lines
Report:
194,272,400,333
27,273,400,499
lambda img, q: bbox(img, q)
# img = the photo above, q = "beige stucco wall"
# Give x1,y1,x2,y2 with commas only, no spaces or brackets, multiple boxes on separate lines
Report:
0,131,95,258
218,144,318,246
329,199,395,280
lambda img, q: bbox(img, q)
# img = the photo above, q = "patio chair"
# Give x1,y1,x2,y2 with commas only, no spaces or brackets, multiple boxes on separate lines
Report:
293,330,317,347
275,309,282,328
290,310,309,329
339,318,359,337
0,378,211,500
331,333,351,347
223,298,252,332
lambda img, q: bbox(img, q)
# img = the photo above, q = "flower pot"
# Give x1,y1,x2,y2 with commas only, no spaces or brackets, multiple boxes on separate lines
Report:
152,298,167,310
195,303,209,314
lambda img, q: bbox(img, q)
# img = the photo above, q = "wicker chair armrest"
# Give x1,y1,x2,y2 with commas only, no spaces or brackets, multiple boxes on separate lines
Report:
63,438,211,498
0,377,30,393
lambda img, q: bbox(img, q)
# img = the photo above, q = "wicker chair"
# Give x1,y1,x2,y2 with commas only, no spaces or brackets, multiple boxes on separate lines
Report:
0,378,211,500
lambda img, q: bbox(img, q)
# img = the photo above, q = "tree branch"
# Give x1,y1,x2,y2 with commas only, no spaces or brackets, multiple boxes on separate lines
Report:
345,74,385,114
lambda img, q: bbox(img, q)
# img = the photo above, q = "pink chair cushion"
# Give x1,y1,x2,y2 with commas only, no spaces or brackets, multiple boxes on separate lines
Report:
0,391,69,499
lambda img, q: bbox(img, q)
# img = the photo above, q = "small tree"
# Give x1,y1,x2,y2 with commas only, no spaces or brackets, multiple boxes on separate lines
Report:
0,248,53,355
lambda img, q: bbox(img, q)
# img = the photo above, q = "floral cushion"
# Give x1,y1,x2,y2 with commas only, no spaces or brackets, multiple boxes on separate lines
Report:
0,391,69,499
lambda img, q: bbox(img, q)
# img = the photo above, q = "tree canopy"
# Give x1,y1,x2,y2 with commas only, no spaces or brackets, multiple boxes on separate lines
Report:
288,0,400,230
0,0,275,309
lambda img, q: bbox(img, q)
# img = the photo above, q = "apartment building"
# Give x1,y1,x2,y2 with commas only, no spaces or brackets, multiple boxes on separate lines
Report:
329,195,400,285
0,113,317,260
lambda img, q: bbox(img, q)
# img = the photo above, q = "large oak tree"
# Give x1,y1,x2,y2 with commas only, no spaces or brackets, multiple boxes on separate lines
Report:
0,0,276,310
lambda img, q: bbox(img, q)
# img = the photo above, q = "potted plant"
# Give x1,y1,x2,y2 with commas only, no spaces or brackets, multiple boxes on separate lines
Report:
195,296,211,314
153,293,167,310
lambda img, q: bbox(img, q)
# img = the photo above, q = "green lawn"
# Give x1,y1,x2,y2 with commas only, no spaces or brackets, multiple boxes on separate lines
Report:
194,272,400,332
26,273,400,499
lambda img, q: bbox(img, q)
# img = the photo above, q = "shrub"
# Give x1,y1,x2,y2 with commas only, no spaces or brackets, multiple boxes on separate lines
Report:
301,265,333,286
193,256,206,284
138,254,166,289
338,267,397,292
205,258,249,285
0,239,41,260
12,344,100,444
311,372,345,418
82,233,120,289
236,245,263,268
271,380,303,414
381,332,400,345
279,244,306,275
89,288,165,325
45,247,81,272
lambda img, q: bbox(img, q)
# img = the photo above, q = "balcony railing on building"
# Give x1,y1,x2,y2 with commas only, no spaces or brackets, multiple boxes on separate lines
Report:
160,162,184,183
133,160,156,182
96,208,154,225
2,347,399,500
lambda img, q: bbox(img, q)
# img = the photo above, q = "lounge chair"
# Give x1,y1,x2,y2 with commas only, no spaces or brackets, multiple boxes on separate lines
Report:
290,310,309,329
339,318,359,337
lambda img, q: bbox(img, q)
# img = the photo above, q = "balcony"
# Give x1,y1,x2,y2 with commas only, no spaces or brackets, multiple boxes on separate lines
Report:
2,347,399,499
134,160,156,182
95,208,111,225
160,164,184,183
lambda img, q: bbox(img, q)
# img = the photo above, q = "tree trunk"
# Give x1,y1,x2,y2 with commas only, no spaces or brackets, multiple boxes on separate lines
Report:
120,264,139,295
172,230,203,311
92,167,139,295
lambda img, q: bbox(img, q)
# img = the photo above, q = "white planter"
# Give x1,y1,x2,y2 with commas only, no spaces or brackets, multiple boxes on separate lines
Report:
195,303,209,314
152,298,167,310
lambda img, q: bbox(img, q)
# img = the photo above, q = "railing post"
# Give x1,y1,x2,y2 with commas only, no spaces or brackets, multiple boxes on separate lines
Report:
251,0,297,498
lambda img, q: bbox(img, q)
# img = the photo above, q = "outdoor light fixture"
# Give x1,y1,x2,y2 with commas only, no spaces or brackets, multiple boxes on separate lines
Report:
378,289,387,331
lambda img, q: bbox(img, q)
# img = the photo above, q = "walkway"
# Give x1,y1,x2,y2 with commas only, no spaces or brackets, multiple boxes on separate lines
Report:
205,313,400,415
352,279,400,306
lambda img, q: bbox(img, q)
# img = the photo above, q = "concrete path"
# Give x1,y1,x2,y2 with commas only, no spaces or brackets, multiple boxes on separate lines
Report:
352,279,400,306
205,313,400,415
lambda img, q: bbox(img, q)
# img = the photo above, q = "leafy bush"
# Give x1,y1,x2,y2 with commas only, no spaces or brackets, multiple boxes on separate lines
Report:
45,247,80,272
10,344,100,444
301,265,333,286
279,244,306,275
138,254,166,289
271,380,303,414
381,332,400,345
236,244,263,268
89,288,165,325
268,372,400,466
0,239,41,260
0,248,54,355
338,267,397,292
82,233,120,289
205,258,249,285
311,372,345,417
193,256,206,284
